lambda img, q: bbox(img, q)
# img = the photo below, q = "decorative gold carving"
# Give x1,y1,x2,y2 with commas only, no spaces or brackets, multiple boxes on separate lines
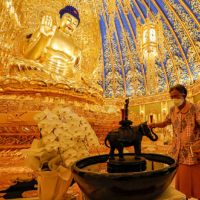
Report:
0,135,40,146
190,80,200,96
151,0,193,84
139,0,178,87
0,100,19,113
0,78,103,104
100,0,116,97
164,38,180,84
178,0,200,30
110,3,126,96
0,124,39,148
139,0,179,89
103,92,171,107
0,151,37,196
164,0,200,65
22,190,38,198
158,46,169,90
116,2,137,97
7,111,28,122
21,101,55,111
0,126,39,134
125,4,147,94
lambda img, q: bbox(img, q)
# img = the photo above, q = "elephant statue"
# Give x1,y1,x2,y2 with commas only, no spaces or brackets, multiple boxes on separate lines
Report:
105,121,158,161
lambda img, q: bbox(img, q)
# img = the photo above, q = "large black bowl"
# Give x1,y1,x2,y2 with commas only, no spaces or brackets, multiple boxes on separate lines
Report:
71,153,178,200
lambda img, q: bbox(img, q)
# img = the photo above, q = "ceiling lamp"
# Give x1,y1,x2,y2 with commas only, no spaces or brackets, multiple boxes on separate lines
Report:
136,7,164,94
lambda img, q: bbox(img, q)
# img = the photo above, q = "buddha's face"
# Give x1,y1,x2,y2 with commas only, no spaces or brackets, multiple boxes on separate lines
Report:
60,13,79,35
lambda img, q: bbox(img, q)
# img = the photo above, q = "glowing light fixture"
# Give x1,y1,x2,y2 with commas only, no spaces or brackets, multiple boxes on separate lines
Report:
136,2,164,94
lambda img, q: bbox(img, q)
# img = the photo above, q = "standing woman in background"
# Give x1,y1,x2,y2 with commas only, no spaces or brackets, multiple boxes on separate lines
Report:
148,84,200,200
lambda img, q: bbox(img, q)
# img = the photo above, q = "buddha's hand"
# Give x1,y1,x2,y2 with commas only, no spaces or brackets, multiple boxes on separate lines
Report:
40,15,57,37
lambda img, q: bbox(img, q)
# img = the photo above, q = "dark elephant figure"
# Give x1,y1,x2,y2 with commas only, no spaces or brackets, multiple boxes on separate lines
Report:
105,121,158,161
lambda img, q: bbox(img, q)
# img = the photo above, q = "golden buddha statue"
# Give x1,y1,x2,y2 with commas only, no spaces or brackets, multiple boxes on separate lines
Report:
9,6,82,81
7,5,103,98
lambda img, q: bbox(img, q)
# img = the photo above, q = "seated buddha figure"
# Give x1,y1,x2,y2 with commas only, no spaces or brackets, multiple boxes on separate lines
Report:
9,6,82,81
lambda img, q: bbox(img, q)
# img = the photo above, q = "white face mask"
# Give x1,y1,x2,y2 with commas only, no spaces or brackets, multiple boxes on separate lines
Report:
173,98,184,107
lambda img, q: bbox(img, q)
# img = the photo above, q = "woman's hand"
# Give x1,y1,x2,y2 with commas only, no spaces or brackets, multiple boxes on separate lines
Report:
148,123,156,129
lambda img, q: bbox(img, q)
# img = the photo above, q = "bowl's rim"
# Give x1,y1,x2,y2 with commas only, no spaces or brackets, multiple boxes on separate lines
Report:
71,153,178,178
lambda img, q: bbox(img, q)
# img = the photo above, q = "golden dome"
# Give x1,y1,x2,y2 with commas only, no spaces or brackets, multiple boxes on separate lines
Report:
0,0,200,99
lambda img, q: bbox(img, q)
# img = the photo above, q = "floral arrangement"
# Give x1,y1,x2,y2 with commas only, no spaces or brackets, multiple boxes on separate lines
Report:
21,106,99,177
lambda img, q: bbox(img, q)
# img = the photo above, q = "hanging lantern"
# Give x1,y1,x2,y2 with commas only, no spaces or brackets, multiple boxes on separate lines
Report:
142,17,158,58
136,14,164,94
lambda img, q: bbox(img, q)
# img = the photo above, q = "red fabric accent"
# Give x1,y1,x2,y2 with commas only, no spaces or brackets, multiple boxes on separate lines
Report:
175,163,200,199
73,10,77,14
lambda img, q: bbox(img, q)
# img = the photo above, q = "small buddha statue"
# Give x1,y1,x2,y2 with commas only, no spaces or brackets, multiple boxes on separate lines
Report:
9,6,82,81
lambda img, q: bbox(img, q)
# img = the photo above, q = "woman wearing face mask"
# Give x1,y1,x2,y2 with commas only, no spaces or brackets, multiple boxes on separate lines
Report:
148,84,200,200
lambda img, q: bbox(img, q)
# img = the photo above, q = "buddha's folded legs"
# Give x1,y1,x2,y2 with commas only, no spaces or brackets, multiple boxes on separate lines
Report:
9,63,52,80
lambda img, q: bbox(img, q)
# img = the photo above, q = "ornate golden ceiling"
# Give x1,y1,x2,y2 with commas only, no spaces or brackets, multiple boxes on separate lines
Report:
0,0,200,99
97,0,200,98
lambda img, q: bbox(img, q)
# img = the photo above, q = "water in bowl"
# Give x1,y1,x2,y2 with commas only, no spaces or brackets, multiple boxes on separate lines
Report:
82,159,169,173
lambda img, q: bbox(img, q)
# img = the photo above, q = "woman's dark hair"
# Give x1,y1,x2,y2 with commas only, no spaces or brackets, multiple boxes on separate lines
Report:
169,84,187,98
